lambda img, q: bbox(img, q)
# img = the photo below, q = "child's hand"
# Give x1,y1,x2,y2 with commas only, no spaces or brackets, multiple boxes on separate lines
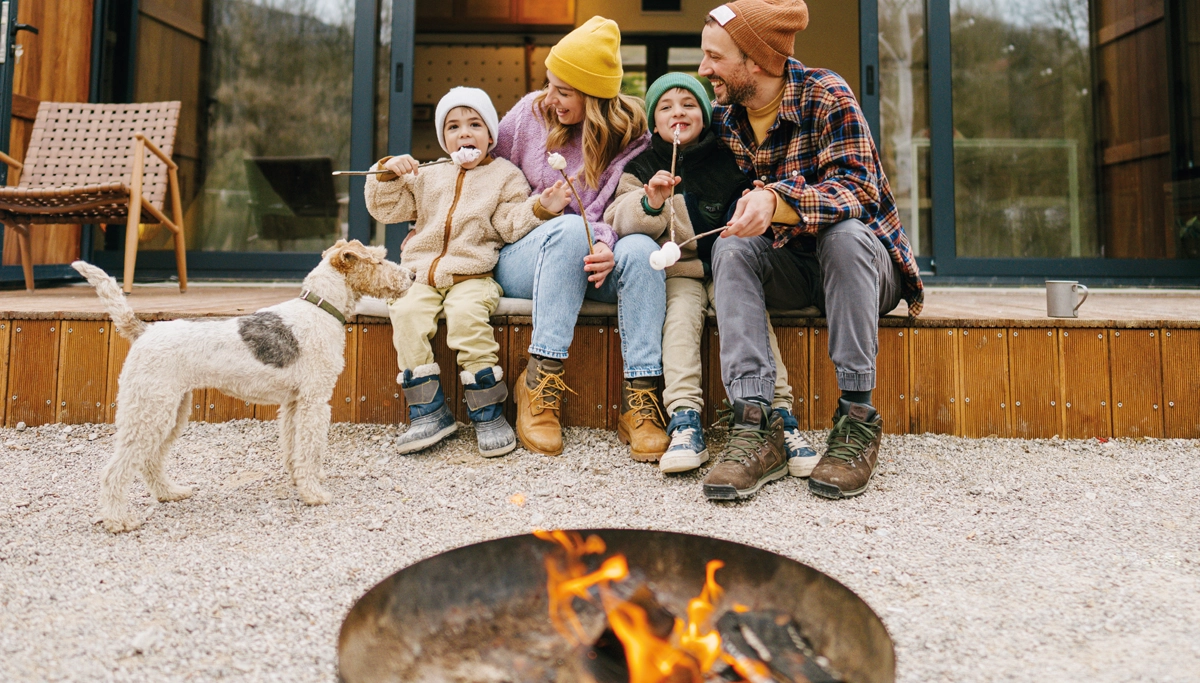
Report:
540,179,572,214
383,154,420,177
643,170,680,210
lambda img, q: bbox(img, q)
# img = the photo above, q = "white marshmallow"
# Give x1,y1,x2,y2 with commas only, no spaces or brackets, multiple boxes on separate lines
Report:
660,241,681,266
450,147,482,166
547,152,567,171
649,252,667,270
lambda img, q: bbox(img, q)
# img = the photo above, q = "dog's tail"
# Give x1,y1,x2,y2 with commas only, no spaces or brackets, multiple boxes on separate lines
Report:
71,261,147,341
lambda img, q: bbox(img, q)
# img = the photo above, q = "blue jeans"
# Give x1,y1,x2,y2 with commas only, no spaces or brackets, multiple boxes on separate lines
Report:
495,216,665,378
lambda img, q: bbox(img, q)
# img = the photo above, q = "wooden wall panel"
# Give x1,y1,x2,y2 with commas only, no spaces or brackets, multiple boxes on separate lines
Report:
431,322,463,424
774,326,810,430
105,331,131,422
957,328,1009,437
1060,329,1112,438
256,404,279,422
808,327,839,427
1008,328,1062,438
702,325,722,426
564,323,608,429
190,390,205,422
356,323,404,425
6,321,60,426
331,324,358,423
493,319,512,424
876,329,909,434
0,321,9,425
607,322,622,429
56,321,110,424
1162,329,1200,438
205,390,255,423
1108,329,1164,437
909,327,957,435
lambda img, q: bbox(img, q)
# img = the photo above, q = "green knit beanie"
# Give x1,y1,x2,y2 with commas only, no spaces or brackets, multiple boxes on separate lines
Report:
644,72,713,129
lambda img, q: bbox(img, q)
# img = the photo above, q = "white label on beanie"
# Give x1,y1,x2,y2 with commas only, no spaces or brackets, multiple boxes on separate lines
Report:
709,4,736,25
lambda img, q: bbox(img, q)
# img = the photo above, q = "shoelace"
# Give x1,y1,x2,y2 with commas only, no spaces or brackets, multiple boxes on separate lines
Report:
531,369,576,411
626,386,666,427
784,428,813,454
824,414,878,463
713,399,769,466
668,426,696,449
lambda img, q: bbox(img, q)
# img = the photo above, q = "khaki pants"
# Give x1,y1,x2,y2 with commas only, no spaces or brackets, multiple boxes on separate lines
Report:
663,277,793,413
388,278,503,374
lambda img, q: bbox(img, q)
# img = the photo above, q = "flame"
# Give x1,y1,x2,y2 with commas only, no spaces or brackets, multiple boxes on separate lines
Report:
535,529,620,643
605,598,702,682
677,560,725,671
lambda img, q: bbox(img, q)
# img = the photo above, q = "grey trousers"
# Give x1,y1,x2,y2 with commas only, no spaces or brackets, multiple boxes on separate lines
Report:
710,219,904,403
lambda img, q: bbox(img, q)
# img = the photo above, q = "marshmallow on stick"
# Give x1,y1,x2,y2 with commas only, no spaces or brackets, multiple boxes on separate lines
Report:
450,147,483,166
649,125,684,271
547,152,594,255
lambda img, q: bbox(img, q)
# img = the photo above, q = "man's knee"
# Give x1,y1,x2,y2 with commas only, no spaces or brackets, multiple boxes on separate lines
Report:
818,219,876,255
711,235,766,274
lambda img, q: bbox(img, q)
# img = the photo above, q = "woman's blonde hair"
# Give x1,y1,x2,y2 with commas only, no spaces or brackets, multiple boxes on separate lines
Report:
534,89,648,189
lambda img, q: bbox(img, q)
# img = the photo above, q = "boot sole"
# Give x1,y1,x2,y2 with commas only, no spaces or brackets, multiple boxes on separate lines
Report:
395,423,458,455
478,440,516,458
703,464,788,501
516,429,562,456
808,462,879,499
659,449,709,473
617,425,666,462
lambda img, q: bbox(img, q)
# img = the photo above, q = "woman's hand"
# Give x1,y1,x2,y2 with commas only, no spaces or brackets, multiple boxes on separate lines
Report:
540,179,572,214
383,154,420,177
643,170,679,210
584,241,615,288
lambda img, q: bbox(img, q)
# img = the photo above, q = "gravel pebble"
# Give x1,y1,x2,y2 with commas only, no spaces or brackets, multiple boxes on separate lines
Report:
1,421,1197,682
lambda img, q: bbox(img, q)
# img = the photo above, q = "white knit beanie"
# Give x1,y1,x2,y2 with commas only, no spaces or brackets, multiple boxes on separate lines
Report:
434,87,500,155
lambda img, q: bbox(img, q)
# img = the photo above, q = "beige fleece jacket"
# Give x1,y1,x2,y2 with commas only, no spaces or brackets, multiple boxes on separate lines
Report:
605,172,704,279
365,156,554,288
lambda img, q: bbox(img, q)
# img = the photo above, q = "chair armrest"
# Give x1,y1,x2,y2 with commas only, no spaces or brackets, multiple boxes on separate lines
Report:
0,150,24,171
134,133,178,171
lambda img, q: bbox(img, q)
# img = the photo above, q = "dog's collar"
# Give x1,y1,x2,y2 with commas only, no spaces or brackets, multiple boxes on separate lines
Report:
298,290,347,325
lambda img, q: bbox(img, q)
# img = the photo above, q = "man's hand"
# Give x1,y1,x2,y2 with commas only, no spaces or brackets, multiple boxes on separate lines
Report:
643,170,679,210
584,241,615,288
721,185,777,238
382,154,420,177
539,179,572,214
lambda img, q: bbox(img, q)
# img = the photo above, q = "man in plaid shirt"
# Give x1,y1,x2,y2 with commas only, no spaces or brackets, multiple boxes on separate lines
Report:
697,0,923,503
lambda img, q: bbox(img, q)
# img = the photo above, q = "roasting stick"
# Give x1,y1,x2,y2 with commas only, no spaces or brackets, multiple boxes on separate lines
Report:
547,153,595,255
332,158,453,175
667,124,680,243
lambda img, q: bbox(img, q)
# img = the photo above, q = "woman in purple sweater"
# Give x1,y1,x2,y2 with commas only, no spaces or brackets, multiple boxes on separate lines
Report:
493,16,668,460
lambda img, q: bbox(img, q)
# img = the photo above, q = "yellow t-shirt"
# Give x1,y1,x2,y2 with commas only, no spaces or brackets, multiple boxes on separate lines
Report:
746,85,802,226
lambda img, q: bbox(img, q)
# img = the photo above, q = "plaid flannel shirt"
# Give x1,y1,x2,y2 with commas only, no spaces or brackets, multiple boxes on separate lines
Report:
711,58,924,315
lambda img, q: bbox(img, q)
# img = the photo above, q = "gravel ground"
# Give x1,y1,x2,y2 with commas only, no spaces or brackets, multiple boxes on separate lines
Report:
1,419,1198,682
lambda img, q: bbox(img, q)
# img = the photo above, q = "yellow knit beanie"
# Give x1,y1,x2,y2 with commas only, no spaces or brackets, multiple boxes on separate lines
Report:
545,16,624,99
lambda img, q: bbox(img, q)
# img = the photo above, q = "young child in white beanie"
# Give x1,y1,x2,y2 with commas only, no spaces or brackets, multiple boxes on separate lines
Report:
365,86,571,457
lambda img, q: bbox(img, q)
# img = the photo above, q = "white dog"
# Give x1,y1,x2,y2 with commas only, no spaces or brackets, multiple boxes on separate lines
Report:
72,240,414,533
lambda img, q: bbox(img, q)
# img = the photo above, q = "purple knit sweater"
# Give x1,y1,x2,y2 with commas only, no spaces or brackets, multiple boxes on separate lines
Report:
493,91,650,250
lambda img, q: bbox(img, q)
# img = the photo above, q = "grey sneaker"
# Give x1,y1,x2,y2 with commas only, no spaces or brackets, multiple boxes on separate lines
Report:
775,407,819,477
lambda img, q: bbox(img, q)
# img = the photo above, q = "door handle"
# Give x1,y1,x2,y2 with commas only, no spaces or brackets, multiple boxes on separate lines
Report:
14,23,37,36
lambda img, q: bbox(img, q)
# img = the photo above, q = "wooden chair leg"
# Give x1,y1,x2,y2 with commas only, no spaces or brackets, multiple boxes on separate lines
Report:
123,139,146,295
168,167,188,293
14,225,34,292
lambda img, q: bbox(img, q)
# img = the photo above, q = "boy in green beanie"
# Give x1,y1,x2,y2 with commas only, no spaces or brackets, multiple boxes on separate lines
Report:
605,72,817,475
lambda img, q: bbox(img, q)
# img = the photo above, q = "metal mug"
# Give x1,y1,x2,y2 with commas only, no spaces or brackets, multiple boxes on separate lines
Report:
1046,280,1089,318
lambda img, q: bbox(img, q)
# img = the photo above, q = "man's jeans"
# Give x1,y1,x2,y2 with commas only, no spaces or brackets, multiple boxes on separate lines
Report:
710,219,903,404
495,215,666,378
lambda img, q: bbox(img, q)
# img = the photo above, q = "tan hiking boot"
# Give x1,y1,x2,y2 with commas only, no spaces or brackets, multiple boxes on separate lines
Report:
617,378,669,461
702,399,787,500
808,399,884,499
514,356,574,456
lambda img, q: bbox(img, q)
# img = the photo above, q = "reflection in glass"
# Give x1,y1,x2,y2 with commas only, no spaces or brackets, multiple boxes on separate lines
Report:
621,45,648,97
192,0,355,253
950,0,1097,258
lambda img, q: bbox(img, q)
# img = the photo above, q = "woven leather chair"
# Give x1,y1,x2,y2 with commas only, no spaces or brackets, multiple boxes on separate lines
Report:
0,101,187,293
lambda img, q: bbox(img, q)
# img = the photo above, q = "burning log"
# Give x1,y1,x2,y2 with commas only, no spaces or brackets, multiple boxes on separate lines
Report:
714,610,843,683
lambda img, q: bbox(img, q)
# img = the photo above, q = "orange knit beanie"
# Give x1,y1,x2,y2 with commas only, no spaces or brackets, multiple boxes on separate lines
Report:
708,0,809,76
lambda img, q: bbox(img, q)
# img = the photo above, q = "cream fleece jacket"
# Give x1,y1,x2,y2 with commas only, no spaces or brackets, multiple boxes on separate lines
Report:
605,172,704,279
364,157,550,288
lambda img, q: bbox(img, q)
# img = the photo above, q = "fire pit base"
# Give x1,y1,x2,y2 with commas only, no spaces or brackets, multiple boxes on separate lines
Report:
338,530,895,683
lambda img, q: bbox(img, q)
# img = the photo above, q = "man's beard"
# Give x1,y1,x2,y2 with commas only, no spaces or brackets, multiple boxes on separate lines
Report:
712,69,758,106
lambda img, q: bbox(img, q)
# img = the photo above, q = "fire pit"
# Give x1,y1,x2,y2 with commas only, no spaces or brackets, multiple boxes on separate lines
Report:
338,529,894,683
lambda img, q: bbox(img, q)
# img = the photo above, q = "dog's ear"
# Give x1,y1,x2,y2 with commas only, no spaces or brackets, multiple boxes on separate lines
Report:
321,239,349,260
329,247,359,273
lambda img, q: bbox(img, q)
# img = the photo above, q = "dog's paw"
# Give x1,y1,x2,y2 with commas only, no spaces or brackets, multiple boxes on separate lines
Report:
298,487,332,506
157,485,194,502
103,517,142,534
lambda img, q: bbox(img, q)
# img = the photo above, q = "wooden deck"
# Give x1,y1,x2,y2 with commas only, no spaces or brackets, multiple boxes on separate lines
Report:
2,283,1198,438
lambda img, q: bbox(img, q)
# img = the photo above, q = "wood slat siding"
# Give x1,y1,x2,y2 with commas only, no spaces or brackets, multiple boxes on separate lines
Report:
356,323,403,425
607,322,622,429
431,323,462,423
1007,328,1062,438
957,328,1010,437
1060,329,1113,439
1108,329,1164,438
495,321,515,425
105,332,132,422
190,390,205,422
909,327,957,435
256,404,279,422
776,326,810,430
809,328,839,427
702,326,722,426
6,321,61,427
331,325,358,423
0,322,9,425
562,323,608,429
1162,329,1200,438
508,322,533,424
56,321,110,424
876,329,908,435
205,390,255,423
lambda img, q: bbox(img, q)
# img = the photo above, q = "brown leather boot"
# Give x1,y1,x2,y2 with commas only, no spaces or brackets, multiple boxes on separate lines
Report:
514,355,573,456
808,399,884,499
617,377,669,461
702,398,787,501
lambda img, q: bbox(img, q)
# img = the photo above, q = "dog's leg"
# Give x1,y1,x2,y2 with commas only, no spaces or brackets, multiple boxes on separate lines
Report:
290,399,333,505
100,399,181,533
99,433,143,533
141,393,196,503
278,399,297,478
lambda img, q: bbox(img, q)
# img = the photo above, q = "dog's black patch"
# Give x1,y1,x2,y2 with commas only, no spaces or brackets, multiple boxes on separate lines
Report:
238,312,300,368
